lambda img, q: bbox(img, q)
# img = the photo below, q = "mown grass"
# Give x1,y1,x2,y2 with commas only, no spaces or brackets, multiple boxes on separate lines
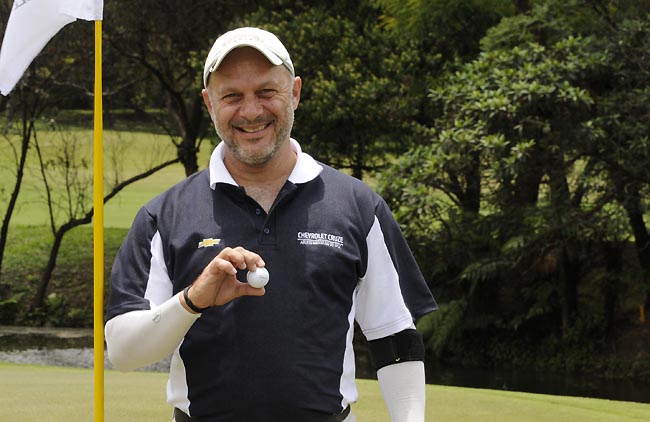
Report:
1,362,648,421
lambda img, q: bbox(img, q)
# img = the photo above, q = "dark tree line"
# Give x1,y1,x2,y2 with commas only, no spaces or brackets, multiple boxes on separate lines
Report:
377,0,650,373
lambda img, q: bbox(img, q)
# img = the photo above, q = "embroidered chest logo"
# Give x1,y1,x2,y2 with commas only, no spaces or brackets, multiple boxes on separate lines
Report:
198,238,221,248
297,232,344,249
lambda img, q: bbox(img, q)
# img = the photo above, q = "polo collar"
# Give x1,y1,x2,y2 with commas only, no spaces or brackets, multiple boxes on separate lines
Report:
209,138,323,189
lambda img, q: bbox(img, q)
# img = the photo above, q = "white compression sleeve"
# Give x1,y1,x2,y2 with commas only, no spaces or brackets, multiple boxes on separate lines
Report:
105,293,200,372
377,360,426,422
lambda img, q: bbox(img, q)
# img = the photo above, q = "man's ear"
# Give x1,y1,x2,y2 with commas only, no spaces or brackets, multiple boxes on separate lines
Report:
202,88,213,115
292,76,302,110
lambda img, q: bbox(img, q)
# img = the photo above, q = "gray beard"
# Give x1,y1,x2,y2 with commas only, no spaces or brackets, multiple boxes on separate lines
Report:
216,108,294,166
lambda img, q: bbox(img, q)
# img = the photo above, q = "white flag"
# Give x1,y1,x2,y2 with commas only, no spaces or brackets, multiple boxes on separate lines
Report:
0,0,103,96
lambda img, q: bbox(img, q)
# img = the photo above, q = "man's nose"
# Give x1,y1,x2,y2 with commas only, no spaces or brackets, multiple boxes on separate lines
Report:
239,95,263,120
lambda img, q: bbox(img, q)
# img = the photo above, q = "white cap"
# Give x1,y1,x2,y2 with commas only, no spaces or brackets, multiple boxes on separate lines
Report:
203,27,294,87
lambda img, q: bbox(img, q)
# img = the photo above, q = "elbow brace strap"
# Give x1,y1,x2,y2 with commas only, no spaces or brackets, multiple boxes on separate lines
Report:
368,328,425,371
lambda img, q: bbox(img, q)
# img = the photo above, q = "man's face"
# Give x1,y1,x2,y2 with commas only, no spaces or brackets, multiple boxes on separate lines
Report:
202,47,301,167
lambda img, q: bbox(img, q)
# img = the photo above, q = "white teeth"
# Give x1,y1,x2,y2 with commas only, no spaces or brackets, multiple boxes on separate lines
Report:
240,124,267,133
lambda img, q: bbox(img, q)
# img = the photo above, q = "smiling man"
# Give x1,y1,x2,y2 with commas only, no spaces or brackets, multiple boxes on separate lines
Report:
105,27,437,422
201,41,301,212
203,46,300,168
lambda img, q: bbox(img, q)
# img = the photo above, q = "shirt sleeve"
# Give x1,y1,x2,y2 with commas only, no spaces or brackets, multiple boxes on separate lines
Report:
106,205,173,321
355,200,437,341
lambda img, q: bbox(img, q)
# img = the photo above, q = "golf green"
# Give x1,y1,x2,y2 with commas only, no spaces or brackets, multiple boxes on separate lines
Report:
1,362,648,421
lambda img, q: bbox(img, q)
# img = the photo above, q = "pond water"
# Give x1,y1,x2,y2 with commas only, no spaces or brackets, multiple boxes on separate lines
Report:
0,327,169,372
1,327,648,404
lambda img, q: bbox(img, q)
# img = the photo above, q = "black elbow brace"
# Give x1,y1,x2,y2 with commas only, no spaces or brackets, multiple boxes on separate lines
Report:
367,328,425,371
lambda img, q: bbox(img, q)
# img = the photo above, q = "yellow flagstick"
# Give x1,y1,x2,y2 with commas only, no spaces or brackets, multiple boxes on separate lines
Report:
93,19,105,422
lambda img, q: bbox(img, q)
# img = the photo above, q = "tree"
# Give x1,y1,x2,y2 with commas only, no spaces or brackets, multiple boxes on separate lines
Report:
0,36,73,283
378,1,650,369
30,125,178,310
0,86,39,281
590,14,650,311
391,36,603,329
378,2,640,359
242,2,425,179
103,0,267,176
374,0,518,60
0,15,184,313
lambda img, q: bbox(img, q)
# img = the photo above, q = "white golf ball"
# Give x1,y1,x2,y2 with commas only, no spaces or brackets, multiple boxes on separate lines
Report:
246,267,269,288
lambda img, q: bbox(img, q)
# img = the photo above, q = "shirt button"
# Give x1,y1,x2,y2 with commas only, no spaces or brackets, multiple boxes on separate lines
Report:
255,208,262,215
263,228,270,235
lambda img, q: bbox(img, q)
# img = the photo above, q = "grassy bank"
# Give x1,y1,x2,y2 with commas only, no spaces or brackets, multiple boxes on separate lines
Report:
1,362,648,421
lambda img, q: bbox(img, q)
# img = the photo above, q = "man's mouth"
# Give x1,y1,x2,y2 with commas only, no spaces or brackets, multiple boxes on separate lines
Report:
236,122,272,134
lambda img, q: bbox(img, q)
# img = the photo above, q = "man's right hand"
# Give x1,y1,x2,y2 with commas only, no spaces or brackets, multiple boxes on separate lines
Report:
181,246,266,313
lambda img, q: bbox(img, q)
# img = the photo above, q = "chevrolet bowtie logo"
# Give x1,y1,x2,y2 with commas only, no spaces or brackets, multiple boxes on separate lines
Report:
198,238,221,248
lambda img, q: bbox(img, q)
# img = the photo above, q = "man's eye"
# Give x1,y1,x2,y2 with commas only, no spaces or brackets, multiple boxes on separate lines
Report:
222,93,241,101
258,89,276,98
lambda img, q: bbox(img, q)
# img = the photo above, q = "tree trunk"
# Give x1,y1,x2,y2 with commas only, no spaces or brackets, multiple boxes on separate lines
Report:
351,141,366,180
514,0,532,13
33,224,70,310
618,183,650,313
168,91,205,177
448,151,481,216
178,136,199,176
462,151,482,215
504,146,543,238
513,153,543,207
547,151,579,334
0,122,31,279
560,244,579,334
602,241,623,334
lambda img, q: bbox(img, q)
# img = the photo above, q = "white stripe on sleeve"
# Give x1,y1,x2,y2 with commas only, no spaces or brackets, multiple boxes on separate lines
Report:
355,216,413,341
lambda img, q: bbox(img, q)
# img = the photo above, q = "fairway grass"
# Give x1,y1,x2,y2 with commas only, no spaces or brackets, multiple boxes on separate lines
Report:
1,362,648,421
1,128,213,229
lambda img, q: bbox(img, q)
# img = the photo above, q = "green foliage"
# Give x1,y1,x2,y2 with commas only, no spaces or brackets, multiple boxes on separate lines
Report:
417,299,467,358
25,292,90,328
379,1,650,365
0,225,126,327
593,15,650,183
243,2,425,178
481,1,578,51
374,0,516,59
0,297,20,325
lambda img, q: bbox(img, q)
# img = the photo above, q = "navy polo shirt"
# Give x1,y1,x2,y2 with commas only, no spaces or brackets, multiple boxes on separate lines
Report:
107,139,437,421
